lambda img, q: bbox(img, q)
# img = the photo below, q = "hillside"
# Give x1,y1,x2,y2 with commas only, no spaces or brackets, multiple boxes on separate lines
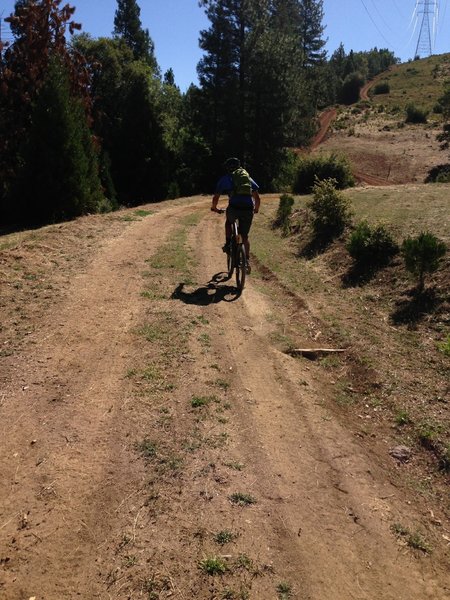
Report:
316,53,450,185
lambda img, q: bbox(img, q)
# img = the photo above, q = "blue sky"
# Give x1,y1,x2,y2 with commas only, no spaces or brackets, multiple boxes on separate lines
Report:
1,1,449,90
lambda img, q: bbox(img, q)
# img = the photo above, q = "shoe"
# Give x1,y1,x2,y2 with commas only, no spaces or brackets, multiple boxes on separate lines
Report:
246,262,251,274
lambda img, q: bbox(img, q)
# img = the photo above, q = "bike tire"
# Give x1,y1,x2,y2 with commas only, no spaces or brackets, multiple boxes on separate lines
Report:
227,242,234,277
235,244,246,291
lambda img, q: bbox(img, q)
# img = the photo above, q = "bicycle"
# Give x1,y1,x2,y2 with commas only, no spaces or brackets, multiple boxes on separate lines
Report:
215,209,247,291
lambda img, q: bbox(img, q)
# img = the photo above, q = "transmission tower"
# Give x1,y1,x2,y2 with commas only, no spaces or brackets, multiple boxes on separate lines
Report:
415,0,439,57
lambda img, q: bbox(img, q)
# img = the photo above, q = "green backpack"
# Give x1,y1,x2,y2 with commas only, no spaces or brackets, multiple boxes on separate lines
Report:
232,167,252,196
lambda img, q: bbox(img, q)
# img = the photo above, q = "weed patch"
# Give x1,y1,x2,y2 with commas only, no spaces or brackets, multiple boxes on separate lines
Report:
229,492,257,506
199,556,229,575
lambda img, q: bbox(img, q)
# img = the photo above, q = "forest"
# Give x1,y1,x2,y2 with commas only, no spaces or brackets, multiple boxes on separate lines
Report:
0,0,397,226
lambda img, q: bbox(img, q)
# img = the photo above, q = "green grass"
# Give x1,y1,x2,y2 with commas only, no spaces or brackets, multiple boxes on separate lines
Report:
199,556,229,575
191,395,218,408
438,335,450,357
136,438,157,458
229,492,257,506
214,530,236,545
223,461,245,471
390,523,432,553
370,54,450,116
277,582,293,599
146,212,202,283
395,409,412,426
134,209,154,217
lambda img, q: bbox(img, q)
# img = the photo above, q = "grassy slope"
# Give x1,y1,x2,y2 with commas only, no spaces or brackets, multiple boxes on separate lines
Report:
251,189,449,512
370,53,450,115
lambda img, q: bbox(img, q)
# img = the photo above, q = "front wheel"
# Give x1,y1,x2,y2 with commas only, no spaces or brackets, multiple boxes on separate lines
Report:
235,244,246,291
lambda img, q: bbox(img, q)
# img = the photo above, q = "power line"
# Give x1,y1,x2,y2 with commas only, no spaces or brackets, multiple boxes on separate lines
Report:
358,0,394,47
369,0,393,33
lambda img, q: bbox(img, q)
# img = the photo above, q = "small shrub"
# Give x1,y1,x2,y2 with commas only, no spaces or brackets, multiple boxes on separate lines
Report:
293,153,354,194
401,232,446,291
308,178,353,241
199,556,229,575
405,103,429,124
340,71,365,105
346,221,398,267
214,530,236,545
273,194,295,236
373,81,390,94
395,409,412,426
271,149,300,192
229,492,257,506
425,164,450,183
277,582,292,599
136,439,157,458
191,395,213,408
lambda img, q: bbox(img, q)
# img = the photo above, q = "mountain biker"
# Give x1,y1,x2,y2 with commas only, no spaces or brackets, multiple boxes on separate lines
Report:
210,157,260,274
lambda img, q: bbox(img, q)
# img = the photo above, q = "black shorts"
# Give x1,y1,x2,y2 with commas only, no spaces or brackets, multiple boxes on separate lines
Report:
226,205,254,237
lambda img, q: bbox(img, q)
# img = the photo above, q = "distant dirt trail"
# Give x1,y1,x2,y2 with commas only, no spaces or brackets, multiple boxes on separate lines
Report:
310,108,337,150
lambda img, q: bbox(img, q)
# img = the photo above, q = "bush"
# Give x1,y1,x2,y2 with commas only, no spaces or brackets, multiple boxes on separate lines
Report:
425,164,450,183
373,81,390,95
346,221,398,267
293,153,355,194
340,72,365,105
167,181,180,199
401,232,447,291
273,194,295,236
271,149,300,192
308,178,352,241
405,104,429,124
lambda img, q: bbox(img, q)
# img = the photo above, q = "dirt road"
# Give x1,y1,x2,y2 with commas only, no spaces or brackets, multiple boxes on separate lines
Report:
0,201,448,599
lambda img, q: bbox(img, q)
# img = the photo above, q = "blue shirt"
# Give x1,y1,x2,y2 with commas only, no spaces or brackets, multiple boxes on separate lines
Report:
215,174,259,210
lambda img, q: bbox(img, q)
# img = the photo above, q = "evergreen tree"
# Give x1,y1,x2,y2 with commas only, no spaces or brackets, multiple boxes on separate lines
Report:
113,0,157,69
1,0,92,223
298,0,327,69
15,56,105,223
113,62,167,204
74,34,168,204
197,0,316,187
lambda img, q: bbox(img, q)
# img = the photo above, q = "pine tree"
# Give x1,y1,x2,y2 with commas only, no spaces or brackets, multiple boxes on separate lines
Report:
1,0,92,222
113,0,157,69
298,0,327,69
197,0,316,186
15,56,105,223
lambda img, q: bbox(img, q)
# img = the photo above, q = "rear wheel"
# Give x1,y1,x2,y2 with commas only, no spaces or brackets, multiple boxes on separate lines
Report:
235,244,246,290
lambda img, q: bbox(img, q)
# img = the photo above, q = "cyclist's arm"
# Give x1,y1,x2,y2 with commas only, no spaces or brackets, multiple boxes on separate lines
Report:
252,190,261,214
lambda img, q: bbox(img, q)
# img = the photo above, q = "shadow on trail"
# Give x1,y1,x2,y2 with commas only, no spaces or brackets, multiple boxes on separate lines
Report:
171,272,241,305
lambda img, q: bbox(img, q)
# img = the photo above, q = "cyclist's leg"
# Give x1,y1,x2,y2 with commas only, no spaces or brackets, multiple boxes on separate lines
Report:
224,206,233,250
236,209,253,256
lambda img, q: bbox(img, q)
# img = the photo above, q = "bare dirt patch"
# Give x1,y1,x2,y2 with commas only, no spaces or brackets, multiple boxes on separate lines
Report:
317,109,444,185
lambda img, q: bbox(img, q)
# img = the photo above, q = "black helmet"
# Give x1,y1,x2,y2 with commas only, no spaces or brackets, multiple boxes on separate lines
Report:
224,157,240,171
